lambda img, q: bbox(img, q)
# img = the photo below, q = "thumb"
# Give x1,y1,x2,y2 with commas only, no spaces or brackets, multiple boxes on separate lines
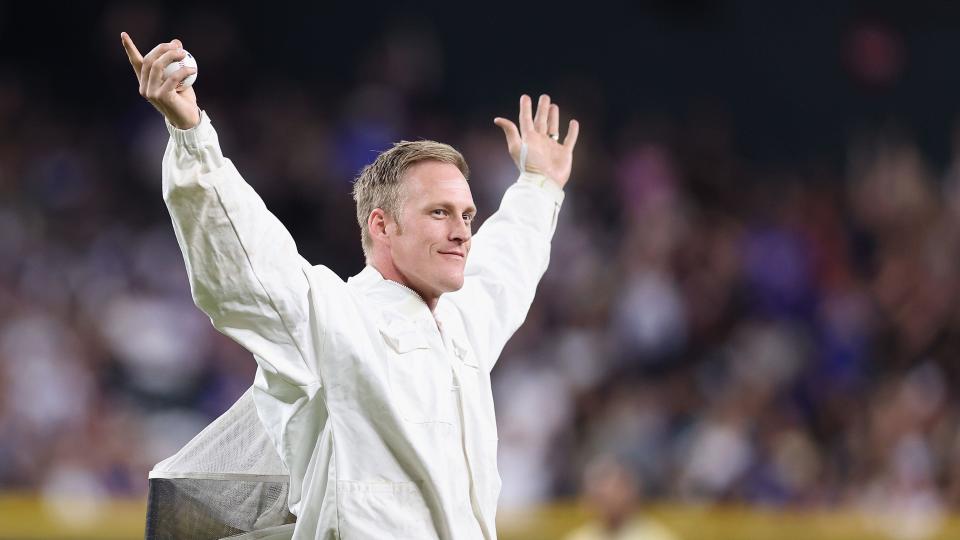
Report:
493,117,521,148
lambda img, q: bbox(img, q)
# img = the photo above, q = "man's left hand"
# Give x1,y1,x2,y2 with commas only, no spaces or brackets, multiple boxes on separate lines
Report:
495,94,580,188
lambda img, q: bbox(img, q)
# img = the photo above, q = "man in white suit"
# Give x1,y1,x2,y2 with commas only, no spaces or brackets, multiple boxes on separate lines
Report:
122,33,579,539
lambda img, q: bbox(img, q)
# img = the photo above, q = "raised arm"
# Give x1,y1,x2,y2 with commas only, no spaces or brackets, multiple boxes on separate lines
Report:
447,95,580,368
121,34,320,386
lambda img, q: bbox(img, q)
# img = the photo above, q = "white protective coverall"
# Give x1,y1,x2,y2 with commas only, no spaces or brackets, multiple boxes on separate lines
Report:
161,111,564,539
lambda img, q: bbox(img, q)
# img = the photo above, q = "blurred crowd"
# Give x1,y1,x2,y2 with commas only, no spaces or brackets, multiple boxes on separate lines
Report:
2,7,960,536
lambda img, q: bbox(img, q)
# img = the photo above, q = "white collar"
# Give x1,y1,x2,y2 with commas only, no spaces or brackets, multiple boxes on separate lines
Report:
348,265,434,323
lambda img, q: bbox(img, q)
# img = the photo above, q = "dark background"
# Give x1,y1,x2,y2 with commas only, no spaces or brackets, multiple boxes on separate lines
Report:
8,1,960,164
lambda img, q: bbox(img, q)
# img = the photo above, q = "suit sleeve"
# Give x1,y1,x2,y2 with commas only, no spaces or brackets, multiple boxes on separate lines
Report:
445,172,565,371
162,111,321,387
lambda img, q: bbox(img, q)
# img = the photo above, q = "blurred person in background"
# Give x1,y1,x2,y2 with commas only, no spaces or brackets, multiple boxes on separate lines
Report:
565,454,678,540
120,30,580,540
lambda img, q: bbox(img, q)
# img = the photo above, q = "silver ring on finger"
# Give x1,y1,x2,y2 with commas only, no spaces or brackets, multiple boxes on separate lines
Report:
549,133,559,141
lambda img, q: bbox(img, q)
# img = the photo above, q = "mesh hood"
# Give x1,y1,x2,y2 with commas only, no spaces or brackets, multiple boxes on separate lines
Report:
145,388,296,539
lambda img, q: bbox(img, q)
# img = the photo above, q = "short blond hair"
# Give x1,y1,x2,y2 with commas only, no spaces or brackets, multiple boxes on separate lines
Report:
353,140,469,259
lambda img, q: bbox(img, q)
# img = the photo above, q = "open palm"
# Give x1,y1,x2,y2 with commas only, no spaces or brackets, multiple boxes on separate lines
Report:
494,94,580,188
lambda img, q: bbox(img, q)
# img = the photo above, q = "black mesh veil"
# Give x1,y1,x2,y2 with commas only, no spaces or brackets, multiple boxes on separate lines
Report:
144,389,296,539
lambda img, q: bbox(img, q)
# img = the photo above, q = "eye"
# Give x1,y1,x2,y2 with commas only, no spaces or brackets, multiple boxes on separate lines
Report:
432,209,448,217
463,213,473,223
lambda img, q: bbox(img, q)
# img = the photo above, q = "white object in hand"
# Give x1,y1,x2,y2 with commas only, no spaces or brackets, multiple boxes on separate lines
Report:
163,49,198,91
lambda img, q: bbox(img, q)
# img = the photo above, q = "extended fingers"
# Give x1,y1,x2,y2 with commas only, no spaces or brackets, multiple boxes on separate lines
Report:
493,117,521,148
533,94,550,133
548,104,559,139
507,94,579,154
120,32,144,78
563,119,580,151
519,94,535,137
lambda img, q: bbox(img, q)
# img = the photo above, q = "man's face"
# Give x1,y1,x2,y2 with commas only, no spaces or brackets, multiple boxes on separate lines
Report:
388,161,475,300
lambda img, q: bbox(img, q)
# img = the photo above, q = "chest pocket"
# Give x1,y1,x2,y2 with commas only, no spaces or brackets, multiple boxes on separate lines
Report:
451,337,480,370
380,320,452,425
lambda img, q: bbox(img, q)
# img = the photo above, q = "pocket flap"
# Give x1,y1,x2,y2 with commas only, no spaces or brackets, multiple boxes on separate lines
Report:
452,337,480,368
380,320,429,354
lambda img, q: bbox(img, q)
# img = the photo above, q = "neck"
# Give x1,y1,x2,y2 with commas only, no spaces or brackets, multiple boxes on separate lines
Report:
369,260,439,312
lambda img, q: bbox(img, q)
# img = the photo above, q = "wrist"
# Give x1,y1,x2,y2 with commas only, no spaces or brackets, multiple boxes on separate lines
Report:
521,168,565,189
167,106,201,130
165,109,213,148
519,171,565,200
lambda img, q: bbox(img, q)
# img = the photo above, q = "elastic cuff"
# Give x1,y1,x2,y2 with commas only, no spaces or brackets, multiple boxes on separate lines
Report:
518,171,565,204
165,109,212,150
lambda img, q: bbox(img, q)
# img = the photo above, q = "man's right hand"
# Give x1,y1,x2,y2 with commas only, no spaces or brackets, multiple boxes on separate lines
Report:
121,32,200,130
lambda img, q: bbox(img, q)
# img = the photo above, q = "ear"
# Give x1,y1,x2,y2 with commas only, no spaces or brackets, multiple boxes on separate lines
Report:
368,208,393,247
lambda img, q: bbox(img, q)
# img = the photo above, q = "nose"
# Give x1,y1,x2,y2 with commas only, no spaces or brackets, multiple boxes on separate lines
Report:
450,216,471,244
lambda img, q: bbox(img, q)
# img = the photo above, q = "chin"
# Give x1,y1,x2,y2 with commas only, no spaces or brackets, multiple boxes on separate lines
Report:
439,273,465,293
